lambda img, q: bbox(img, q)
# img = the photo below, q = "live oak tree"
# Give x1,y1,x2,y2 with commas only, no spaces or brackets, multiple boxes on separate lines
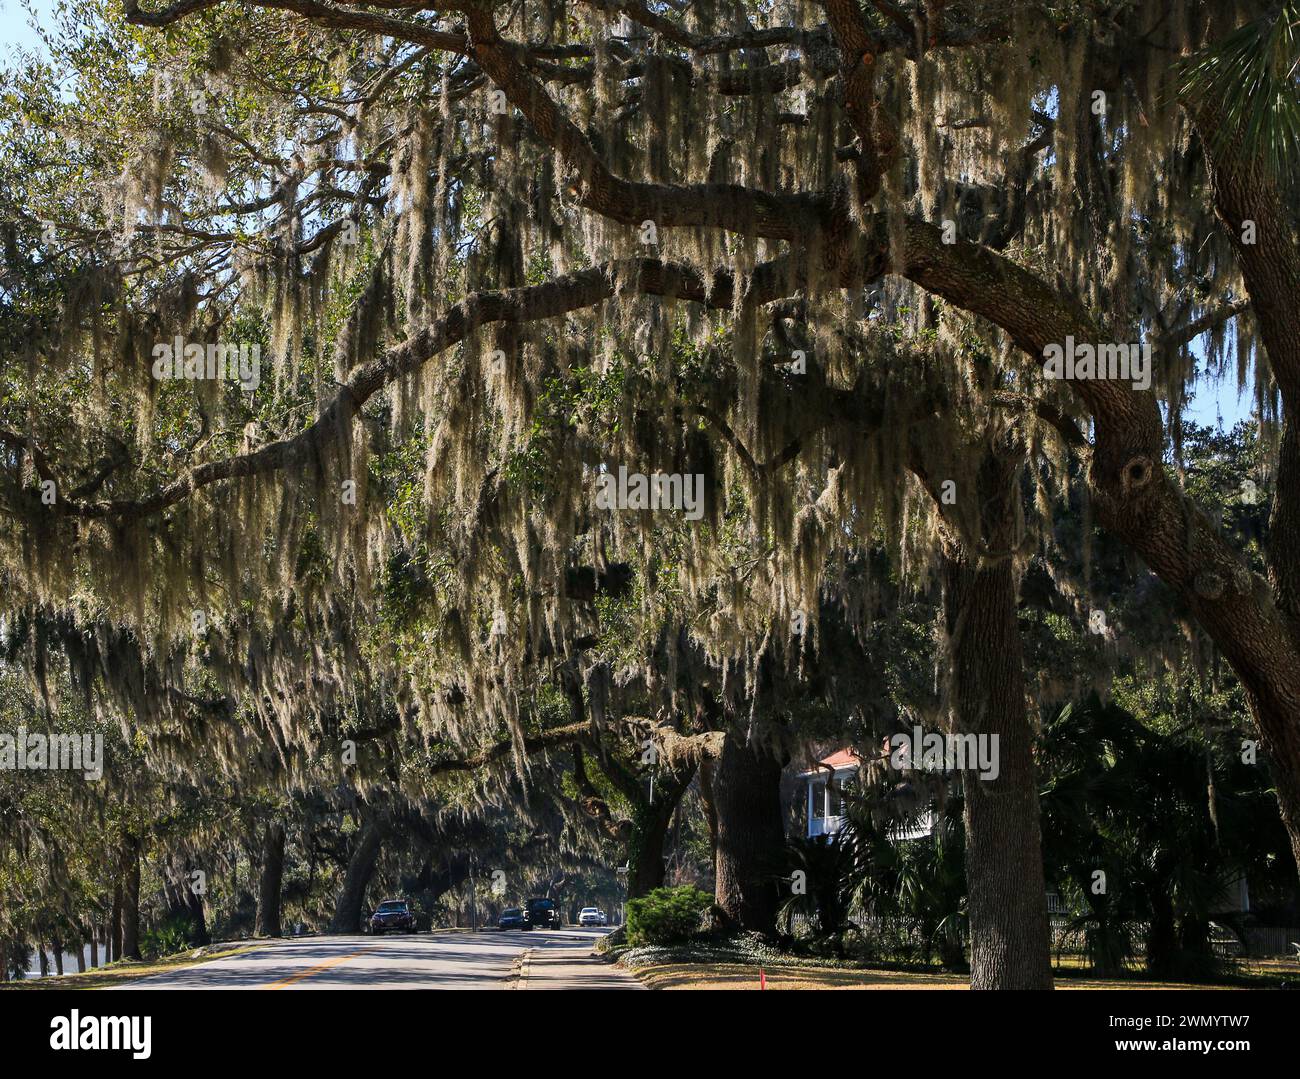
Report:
3,0,1299,988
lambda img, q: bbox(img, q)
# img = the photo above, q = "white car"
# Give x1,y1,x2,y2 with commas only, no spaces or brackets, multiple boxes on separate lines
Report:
578,907,607,927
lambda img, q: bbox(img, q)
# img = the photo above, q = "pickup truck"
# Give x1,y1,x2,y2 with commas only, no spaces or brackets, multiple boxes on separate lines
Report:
525,897,562,929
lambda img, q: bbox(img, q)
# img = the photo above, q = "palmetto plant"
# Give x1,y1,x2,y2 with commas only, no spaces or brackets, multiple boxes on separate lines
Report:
834,783,968,969
1040,695,1281,978
1180,1,1300,175
780,834,855,946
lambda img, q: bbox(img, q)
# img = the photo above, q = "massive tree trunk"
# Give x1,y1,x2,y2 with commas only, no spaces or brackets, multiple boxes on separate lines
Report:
1249,421,1300,875
564,672,698,902
626,775,690,900
1192,114,1300,877
579,746,695,901
935,438,1054,990
897,162,1300,879
330,818,385,933
255,821,287,937
710,734,788,935
120,834,142,961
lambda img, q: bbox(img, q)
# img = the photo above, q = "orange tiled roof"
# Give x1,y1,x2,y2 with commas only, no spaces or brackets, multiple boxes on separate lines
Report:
817,748,859,770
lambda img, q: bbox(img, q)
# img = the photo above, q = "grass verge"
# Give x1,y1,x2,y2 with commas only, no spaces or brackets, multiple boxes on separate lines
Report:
610,933,1300,990
0,940,269,990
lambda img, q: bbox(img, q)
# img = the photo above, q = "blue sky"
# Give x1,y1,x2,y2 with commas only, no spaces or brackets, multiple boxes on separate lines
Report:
0,1,1255,431
1185,364,1254,429
0,0,45,57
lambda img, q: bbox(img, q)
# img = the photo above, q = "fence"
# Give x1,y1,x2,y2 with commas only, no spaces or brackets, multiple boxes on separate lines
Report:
795,914,1300,962
1241,926,1300,957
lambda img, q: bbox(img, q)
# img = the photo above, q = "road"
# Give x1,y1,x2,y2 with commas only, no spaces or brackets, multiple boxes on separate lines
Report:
116,928,642,990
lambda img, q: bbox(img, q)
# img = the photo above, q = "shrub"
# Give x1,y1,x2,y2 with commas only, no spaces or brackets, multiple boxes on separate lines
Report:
625,885,712,946
141,917,190,960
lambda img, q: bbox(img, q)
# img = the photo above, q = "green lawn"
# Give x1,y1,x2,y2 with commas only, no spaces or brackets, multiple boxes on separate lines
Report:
625,955,1300,990
0,941,263,990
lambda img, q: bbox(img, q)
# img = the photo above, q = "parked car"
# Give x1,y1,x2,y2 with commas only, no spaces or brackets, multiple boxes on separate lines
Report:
498,907,528,930
525,897,562,929
578,907,606,927
369,899,416,935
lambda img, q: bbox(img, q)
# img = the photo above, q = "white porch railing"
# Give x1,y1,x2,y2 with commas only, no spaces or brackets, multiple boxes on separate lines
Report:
809,815,846,838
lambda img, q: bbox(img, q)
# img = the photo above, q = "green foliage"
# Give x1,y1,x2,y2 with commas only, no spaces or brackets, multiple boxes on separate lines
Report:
781,835,855,944
1180,1,1300,176
1039,693,1292,978
624,885,712,946
839,796,969,969
141,915,190,961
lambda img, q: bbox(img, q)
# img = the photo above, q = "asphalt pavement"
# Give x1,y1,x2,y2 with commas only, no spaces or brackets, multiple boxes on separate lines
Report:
115,927,643,990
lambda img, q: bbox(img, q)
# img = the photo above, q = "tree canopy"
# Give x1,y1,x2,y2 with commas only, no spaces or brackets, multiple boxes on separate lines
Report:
1,0,1298,990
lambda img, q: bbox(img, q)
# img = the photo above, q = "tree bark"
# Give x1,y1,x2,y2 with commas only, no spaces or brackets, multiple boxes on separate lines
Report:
710,734,788,935
1190,108,1300,877
121,834,142,960
255,821,287,937
563,671,699,902
580,747,695,901
627,804,671,899
936,438,1054,990
626,776,690,900
110,888,122,962
897,205,1300,881
330,818,385,933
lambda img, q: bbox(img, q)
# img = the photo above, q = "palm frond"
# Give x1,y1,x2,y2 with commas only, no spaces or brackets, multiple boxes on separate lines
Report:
1179,2,1300,176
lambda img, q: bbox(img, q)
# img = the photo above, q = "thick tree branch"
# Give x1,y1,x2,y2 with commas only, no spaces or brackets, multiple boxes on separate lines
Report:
464,5,822,244
426,720,588,776
37,257,795,520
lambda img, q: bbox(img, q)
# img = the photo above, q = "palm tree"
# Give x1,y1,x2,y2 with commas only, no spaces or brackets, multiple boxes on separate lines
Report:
1039,694,1289,979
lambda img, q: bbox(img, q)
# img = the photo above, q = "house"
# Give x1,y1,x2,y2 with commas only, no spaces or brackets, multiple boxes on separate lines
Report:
800,748,858,839
798,746,937,842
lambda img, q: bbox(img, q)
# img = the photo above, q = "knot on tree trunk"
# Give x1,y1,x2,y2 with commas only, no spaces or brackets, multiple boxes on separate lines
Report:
1193,570,1227,600
1192,564,1255,601
1120,455,1155,495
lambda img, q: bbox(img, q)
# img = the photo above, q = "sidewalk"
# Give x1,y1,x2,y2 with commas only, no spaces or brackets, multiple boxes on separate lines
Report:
513,941,645,990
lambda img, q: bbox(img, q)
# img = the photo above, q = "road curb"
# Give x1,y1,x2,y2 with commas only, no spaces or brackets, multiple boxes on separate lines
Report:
506,948,535,989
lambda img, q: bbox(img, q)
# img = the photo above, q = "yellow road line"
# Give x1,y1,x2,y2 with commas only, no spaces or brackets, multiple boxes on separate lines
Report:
263,946,379,989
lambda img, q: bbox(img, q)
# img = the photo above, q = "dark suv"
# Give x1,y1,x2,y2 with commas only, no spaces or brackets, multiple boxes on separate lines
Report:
369,899,416,935
525,897,561,930
498,907,528,930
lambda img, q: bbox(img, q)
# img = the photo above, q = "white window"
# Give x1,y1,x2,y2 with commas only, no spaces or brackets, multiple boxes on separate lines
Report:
810,780,827,820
